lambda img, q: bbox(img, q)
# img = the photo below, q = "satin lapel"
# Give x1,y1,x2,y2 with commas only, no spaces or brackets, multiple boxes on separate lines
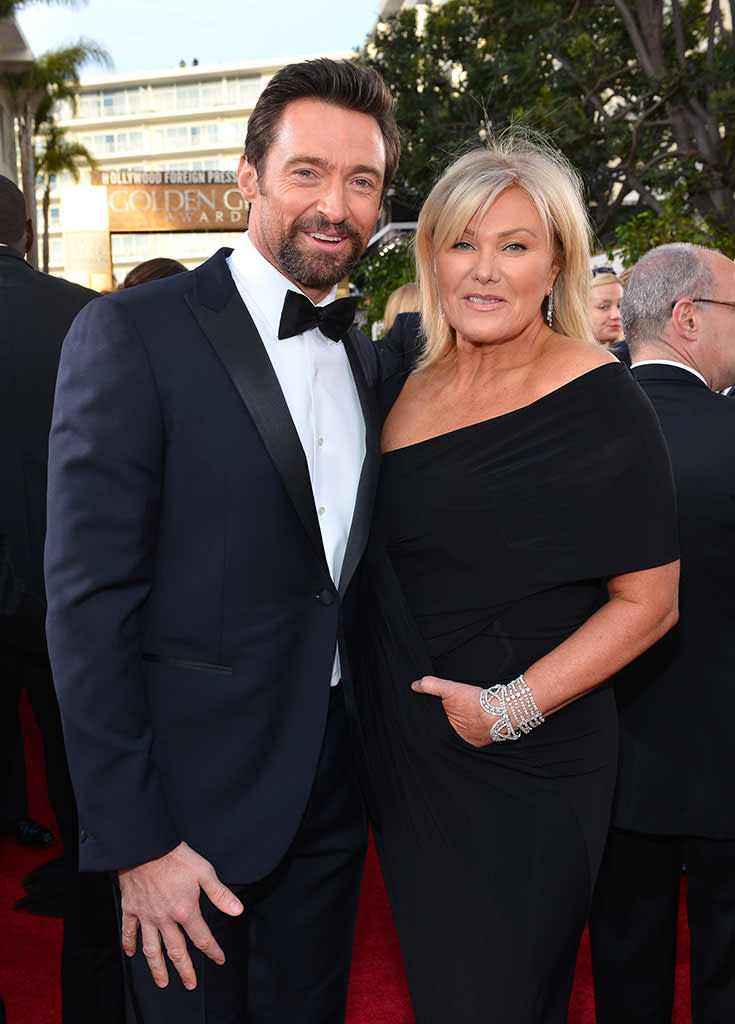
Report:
339,328,380,596
185,288,325,564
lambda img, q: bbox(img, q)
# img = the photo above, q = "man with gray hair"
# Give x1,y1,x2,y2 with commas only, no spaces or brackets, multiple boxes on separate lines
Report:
590,242,735,1024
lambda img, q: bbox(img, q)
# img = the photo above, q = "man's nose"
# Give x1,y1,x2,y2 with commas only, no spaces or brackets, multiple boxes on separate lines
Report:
316,182,348,225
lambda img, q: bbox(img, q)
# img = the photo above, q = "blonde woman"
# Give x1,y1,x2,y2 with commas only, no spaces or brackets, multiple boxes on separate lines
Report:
589,266,624,344
351,137,680,1024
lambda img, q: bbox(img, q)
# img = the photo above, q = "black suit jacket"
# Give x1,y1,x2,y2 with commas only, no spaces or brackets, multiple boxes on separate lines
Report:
0,525,46,658
612,363,735,837
0,246,96,599
45,247,380,880
377,311,424,379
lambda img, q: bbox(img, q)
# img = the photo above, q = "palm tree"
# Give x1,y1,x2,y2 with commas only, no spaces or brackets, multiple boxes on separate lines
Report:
35,117,95,272
0,0,79,15
0,36,111,266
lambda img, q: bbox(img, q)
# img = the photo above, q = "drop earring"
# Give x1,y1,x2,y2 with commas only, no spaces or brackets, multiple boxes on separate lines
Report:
546,286,554,327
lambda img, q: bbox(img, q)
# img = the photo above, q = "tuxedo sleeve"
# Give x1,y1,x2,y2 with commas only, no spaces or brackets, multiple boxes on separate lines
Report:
45,297,180,871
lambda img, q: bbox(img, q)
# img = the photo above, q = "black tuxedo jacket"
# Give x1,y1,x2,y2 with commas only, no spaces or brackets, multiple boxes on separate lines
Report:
612,363,735,837
0,246,96,599
45,247,380,880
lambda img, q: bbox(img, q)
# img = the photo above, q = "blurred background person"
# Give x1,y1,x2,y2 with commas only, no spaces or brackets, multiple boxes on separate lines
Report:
382,281,419,333
589,266,624,345
121,257,187,289
0,173,122,1024
377,281,423,376
350,137,679,1024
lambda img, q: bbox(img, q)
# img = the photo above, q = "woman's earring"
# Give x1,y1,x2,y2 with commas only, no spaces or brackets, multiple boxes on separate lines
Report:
546,286,554,327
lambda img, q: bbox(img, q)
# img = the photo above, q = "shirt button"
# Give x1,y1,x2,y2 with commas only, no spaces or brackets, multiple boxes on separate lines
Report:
318,506,325,516
313,367,319,377
318,437,324,447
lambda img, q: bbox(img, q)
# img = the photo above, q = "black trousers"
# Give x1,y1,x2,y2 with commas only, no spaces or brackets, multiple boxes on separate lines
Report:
117,685,367,1024
589,826,735,1024
0,651,123,1024
0,652,76,844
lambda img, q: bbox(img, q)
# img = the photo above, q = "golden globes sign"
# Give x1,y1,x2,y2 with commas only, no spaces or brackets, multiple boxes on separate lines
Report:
91,169,248,231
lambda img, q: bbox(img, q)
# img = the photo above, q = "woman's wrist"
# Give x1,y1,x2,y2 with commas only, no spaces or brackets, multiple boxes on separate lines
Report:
479,673,545,742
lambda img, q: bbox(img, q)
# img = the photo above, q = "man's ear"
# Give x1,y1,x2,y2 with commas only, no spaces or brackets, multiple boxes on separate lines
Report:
237,156,259,203
671,298,698,340
24,218,34,256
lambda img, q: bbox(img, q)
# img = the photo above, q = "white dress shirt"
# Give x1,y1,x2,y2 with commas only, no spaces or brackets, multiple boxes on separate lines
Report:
227,233,365,686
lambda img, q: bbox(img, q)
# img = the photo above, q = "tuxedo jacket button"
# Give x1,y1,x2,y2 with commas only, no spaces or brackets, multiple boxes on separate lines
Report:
317,588,335,605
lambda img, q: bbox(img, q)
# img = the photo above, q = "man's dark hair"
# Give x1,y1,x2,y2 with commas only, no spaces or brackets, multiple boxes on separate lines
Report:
0,175,28,249
244,58,400,199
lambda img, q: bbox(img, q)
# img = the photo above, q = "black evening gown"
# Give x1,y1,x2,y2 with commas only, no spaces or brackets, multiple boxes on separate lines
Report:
353,362,678,1024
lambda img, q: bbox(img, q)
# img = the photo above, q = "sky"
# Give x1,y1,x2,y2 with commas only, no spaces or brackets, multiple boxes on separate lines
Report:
16,0,384,78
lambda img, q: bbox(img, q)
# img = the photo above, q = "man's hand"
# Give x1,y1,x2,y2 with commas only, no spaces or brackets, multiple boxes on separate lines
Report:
412,675,492,747
118,840,244,990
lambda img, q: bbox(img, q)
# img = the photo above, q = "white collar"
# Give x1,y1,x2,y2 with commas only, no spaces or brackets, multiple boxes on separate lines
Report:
630,359,708,387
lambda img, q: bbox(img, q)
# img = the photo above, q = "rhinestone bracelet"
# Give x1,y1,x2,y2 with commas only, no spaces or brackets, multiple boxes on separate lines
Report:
479,673,545,743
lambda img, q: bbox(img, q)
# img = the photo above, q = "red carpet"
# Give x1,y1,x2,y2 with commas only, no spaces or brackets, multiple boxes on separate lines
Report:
1,698,693,1022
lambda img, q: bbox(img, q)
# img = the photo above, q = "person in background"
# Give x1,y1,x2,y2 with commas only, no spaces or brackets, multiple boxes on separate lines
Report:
377,282,423,376
349,135,679,1024
122,257,187,288
0,173,122,1023
589,266,624,345
589,242,735,1024
45,58,399,1024
382,281,419,333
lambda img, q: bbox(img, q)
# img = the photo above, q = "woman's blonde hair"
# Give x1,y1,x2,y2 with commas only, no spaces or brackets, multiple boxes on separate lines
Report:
590,270,621,290
414,132,595,370
383,282,420,332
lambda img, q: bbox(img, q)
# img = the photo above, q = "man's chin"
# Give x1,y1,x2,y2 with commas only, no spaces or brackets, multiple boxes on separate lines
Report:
279,244,361,292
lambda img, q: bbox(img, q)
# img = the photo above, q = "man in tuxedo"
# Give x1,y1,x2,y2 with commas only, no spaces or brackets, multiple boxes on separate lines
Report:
45,58,400,1023
590,242,735,1024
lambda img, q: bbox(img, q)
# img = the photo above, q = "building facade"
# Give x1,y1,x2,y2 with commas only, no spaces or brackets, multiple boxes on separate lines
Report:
0,17,34,181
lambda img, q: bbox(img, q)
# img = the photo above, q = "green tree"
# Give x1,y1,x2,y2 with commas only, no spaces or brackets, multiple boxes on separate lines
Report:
353,237,416,335
0,36,110,266
34,117,95,272
361,1,735,247
0,0,78,16
611,187,735,265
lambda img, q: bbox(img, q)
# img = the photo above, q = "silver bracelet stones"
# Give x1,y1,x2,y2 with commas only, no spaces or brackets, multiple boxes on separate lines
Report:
478,673,545,743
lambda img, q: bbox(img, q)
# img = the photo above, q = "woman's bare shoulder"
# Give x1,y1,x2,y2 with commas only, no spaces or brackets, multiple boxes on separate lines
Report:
540,335,617,388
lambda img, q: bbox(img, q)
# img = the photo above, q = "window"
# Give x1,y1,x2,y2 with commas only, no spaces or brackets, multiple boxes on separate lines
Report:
201,81,223,107
225,76,261,107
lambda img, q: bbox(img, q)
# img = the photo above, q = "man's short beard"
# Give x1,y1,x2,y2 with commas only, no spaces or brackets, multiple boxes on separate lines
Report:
277,216,366,291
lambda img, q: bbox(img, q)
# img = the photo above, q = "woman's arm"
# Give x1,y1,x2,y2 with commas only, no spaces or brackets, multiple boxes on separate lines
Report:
412,560,680,747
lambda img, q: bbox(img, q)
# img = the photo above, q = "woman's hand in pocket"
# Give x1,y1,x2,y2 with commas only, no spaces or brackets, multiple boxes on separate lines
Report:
411,676,492,747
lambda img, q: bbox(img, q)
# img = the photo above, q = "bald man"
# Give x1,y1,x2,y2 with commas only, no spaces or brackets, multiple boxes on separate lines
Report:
590,242,735,1024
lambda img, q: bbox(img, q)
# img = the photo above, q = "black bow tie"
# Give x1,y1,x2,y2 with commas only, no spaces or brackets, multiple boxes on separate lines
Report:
278,289,357,342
